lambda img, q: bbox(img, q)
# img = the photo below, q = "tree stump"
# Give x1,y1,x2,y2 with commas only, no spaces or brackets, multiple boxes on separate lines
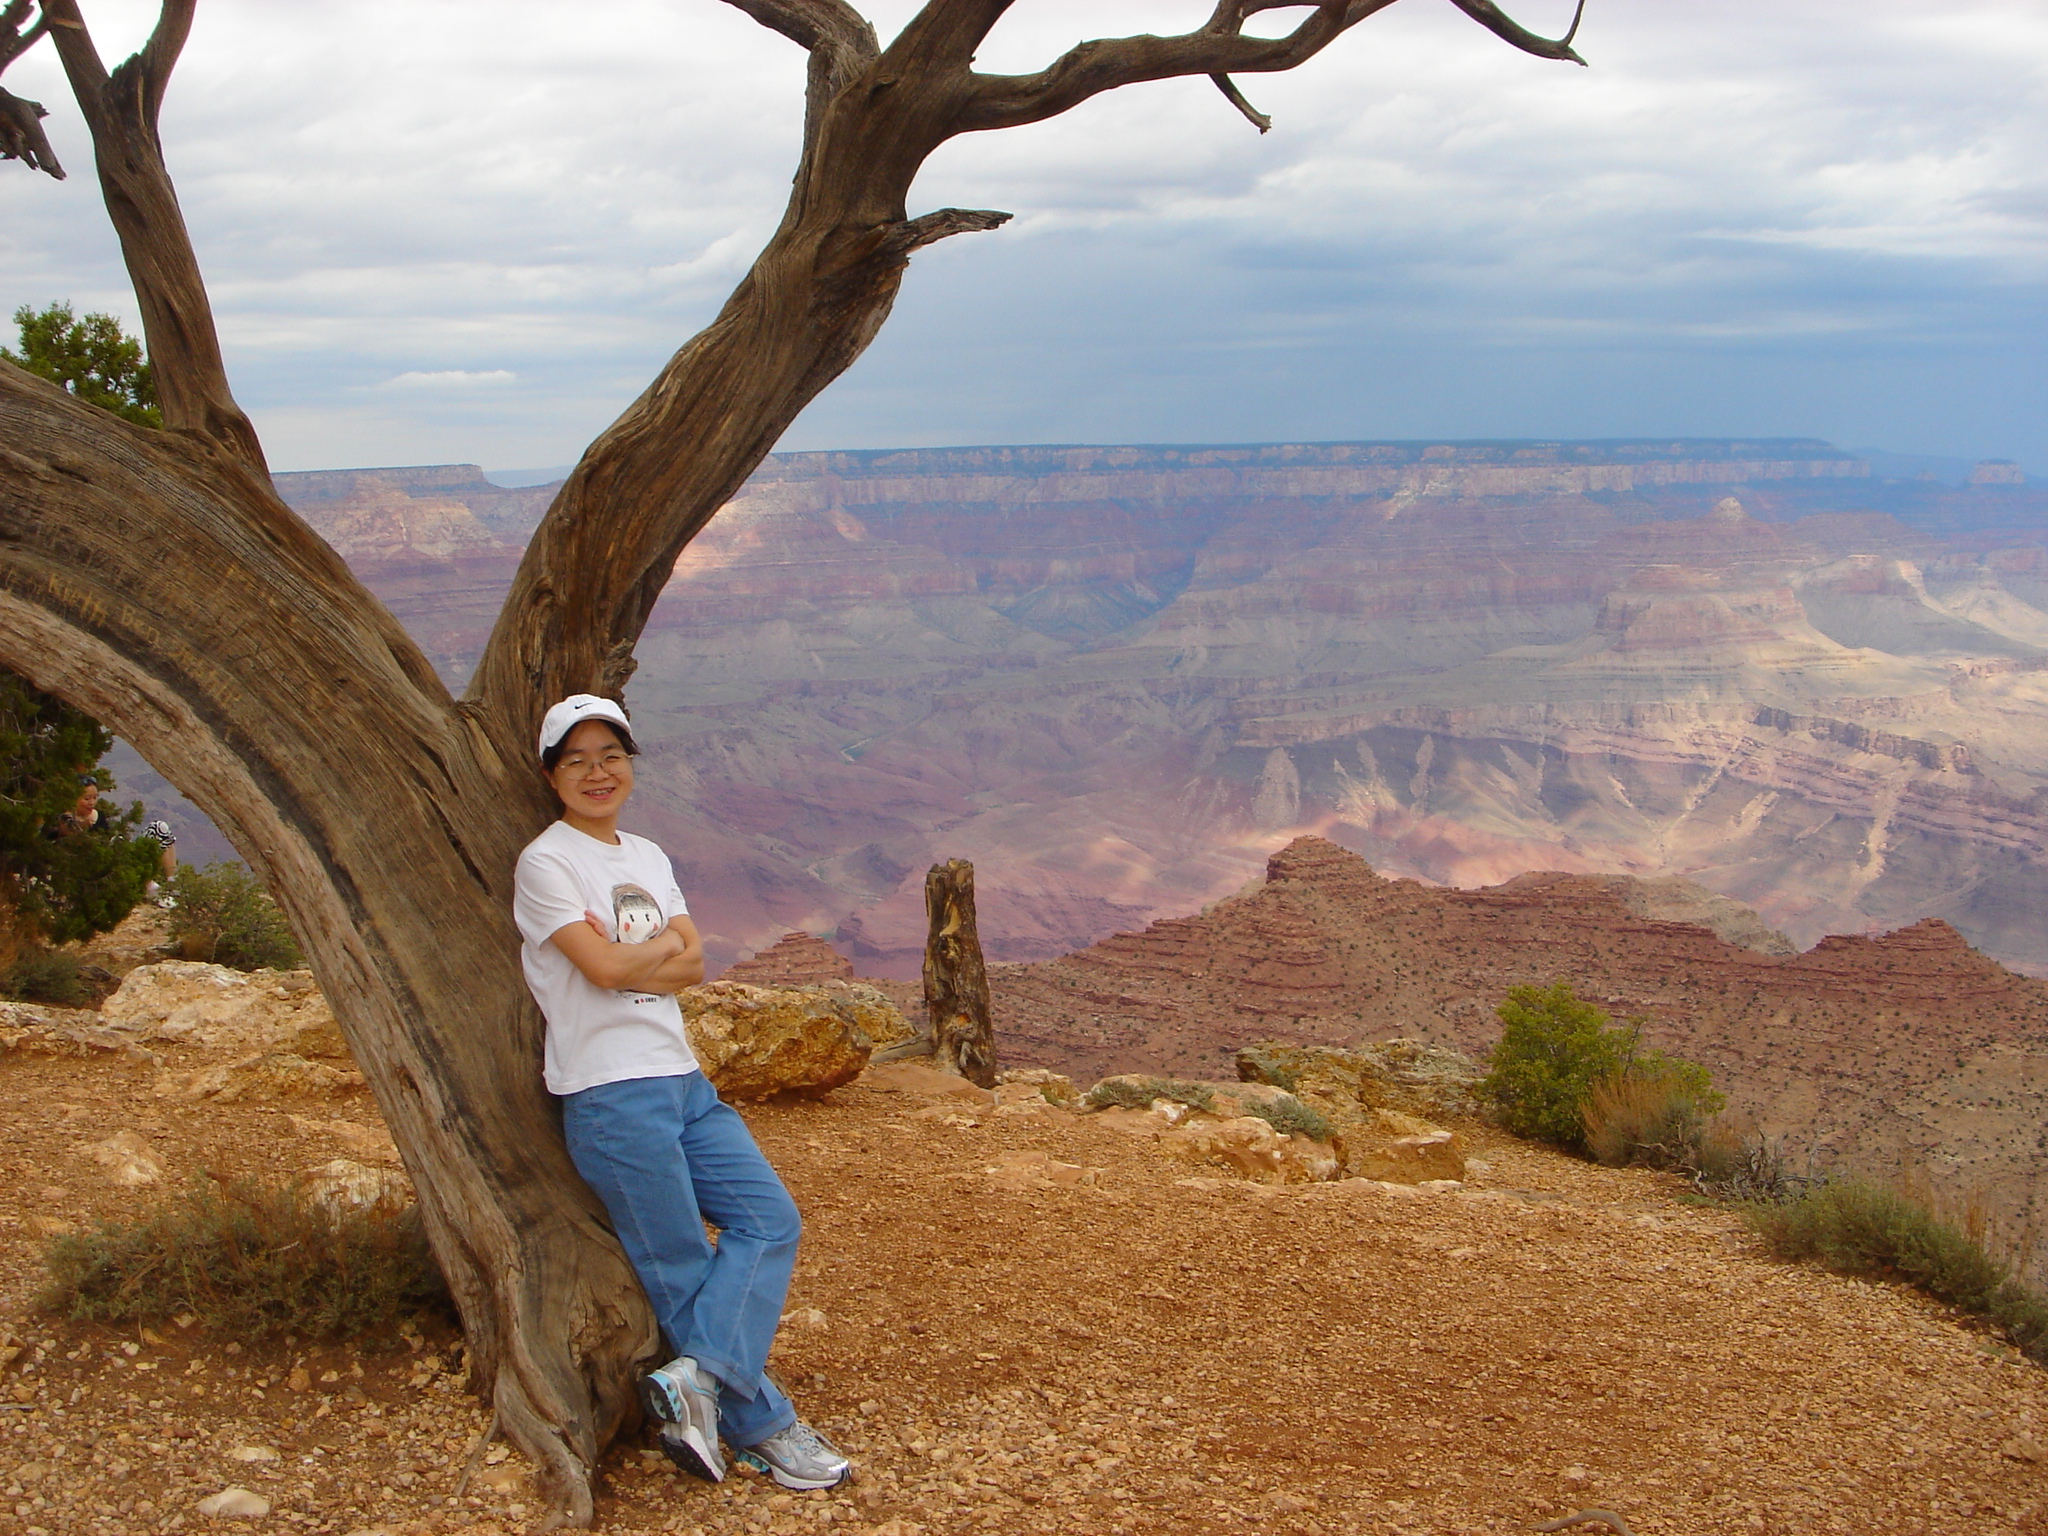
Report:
923,858,996,1088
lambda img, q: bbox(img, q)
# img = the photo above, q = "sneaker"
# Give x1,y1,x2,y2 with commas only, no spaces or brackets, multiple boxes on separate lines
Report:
640,1356,724,1482
735,1420,851,1491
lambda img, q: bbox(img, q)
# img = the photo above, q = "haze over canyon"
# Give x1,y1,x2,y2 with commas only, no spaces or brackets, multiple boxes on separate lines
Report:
120,438,2048,982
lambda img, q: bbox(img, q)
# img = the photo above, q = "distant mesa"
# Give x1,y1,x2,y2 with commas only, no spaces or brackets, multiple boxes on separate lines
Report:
1970,459,2027,486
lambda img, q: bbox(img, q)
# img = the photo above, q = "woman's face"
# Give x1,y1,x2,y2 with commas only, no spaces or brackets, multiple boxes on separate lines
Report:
548,721,634,823
73,783,99,819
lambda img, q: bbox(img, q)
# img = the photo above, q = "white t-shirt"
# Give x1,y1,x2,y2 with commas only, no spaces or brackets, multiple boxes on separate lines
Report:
513,819,700,1096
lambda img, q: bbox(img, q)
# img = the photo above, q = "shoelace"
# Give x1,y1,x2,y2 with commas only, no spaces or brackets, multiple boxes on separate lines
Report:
771,1422,835,1459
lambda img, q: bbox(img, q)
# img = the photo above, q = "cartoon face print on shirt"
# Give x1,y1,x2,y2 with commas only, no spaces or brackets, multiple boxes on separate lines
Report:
608,885,667,1004
611,885,663,945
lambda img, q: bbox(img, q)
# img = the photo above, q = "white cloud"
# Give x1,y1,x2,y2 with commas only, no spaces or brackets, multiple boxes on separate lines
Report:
0,0,2041,471
376,370,518,390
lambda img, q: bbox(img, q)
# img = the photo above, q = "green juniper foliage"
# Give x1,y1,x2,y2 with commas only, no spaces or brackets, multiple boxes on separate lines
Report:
0,671,161,946
164,860,304,971
1480,981,1636,1149
3,301,161,427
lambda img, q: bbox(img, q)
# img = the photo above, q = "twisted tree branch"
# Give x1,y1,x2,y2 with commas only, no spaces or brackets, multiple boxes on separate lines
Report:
40,0,266,472
879,205,1011,258
1443,0,1588,64
719,0,876,66
1211,73,1272,132
0,86,59,175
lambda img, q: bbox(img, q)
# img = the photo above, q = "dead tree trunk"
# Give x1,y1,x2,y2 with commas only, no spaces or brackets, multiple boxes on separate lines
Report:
0,0,1583,1523
923,859,996,1088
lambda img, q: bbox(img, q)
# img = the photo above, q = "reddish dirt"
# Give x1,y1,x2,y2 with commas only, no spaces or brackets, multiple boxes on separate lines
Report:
3,1006,2048,1536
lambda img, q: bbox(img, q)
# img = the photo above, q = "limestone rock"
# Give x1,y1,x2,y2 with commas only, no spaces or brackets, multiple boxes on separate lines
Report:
1347,1128,1466,1183
84,1129,163,1187
1165,1116,1338,1185
287,1114,399,1165
986,1148,1098,1191
196,1486,271,1519
682,980,911,1101
995,1067,1079,1106
1235,1038,1483,1122
155,1052,363,1103
299,1158,413,1217
104,961,349,1059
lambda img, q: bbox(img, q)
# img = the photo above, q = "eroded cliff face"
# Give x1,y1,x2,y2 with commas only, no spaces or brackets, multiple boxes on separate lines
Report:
260,441,2048,982
983,836,2048,1277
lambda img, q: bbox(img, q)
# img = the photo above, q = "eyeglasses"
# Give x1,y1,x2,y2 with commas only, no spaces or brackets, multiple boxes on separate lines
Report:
557,751,632,780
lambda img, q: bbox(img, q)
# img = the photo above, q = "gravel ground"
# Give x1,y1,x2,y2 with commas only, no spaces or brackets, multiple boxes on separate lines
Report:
2,1012,2046,1535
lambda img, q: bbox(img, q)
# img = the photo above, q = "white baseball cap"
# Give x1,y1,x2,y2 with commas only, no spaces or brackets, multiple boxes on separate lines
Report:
538,694,636,759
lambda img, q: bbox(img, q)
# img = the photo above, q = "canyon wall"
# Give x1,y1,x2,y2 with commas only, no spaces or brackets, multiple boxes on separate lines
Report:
226,439,2048,982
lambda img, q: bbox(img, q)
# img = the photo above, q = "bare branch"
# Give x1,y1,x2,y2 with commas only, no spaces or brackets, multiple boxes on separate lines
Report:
0,0,46,72
41,0,266,472
1211,73,1271,133
1442,0,1587,64
961,2,1375,133
0,87,61,176
879,205,1011,259
719,0,876,66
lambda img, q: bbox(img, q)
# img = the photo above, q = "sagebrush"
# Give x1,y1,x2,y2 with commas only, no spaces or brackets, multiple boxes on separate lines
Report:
1240,1095,1335,1141
1083,1076,1216,1113
42,1176,450,1339
1749,1177,2048,1364
165,861,303,970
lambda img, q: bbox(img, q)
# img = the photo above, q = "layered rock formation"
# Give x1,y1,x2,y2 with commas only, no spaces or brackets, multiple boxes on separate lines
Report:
987,835,2048,1263
143,440,2048,980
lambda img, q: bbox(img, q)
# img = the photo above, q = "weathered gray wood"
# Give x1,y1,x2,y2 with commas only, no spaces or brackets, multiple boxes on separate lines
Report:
923,859,996,1088
0,0,1586,1523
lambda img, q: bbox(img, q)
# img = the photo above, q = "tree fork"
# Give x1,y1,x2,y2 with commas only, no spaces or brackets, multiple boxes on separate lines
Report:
1,0,1588,1522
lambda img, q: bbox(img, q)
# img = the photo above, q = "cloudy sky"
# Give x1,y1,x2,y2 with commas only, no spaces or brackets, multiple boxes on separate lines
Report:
2,0,2042,474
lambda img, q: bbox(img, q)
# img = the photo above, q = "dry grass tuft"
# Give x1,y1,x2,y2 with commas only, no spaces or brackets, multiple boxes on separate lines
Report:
41,1176,451,1340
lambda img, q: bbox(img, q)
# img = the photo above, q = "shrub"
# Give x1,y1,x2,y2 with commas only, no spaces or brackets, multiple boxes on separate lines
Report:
1479,982,1634,1149
1239,1094,1335,1142
1584,1059,1733,1176
1748,1177,2048,1364
1,948,90,1007
1083,1076,1216,1113
165,861,303,970
41,1176,450,1340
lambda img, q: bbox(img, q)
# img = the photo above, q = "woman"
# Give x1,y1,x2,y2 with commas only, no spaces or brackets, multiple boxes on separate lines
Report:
512,693,850,1490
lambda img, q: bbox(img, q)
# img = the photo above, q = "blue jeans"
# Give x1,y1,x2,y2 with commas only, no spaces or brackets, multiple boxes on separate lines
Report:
560,1071,799,1447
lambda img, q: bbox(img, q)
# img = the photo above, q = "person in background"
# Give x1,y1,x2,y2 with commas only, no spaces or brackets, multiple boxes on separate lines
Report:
511,693,851,1492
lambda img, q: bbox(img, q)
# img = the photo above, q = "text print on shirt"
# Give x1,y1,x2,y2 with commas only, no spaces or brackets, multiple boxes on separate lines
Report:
612,883,665,1002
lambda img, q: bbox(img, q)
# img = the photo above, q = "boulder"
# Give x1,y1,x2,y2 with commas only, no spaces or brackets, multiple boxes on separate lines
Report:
103,961,349,1059
299,1158,413,1217
287,1114,400,1166
1347,1127,1466,1183
154,1052,364,1103
195,1486,271,1520
1235,1037,1483,1122
994,1068,1079,1106
1165,1116,1339,1185
85,1129,163,1187
681,980,912,1101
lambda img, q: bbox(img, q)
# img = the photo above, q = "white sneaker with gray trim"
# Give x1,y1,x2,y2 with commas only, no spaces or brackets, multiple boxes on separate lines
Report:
639,1356,724,1482
735,1420,852,1490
